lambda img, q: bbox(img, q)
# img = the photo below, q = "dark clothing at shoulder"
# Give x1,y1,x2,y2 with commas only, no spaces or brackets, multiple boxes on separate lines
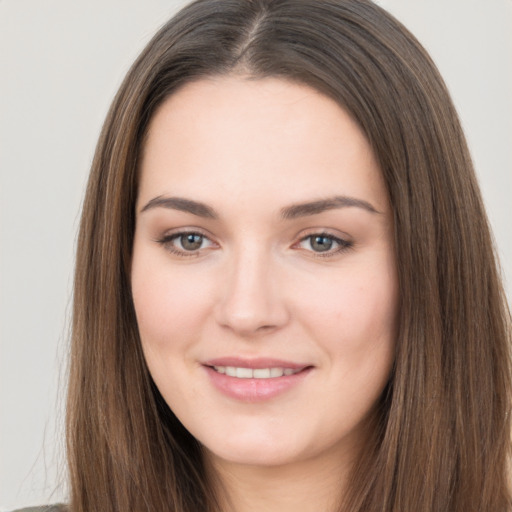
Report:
11,505,66,512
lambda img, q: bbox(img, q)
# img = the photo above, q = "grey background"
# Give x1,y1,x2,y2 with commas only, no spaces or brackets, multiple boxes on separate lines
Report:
1,0,511,509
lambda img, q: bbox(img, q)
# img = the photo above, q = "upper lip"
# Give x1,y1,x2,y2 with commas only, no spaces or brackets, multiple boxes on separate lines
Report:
202,357,311,370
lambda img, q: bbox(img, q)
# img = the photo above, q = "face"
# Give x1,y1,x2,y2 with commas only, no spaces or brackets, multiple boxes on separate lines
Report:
131,77,398,472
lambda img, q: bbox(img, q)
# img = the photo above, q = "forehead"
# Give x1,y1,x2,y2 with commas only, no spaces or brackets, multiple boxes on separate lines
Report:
138,76,388,213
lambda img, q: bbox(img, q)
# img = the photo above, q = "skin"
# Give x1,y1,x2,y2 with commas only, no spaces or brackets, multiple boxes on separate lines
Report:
131,76,398,512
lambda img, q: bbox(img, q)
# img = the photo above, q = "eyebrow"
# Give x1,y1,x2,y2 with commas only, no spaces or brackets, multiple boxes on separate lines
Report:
139,194,380,219
140,196,218,218
280,196,381,219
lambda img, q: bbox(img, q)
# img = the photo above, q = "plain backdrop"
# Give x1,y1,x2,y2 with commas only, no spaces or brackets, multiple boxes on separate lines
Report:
1,0,511,509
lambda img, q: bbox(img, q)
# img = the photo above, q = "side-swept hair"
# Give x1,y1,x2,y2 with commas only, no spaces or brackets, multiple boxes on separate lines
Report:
68,1,512,510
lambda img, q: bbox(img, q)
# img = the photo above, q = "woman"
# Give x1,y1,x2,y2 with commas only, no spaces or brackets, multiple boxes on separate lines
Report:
17,0,511,511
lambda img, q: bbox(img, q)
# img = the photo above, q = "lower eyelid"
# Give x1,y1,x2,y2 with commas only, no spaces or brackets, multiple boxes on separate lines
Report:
155,230,215,253
155,230,352,256
296,233,353,255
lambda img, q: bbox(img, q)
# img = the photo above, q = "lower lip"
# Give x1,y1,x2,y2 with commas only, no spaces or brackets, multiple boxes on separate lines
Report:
204,366,312,402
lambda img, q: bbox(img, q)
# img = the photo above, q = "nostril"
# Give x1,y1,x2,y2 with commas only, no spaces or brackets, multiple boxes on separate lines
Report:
255,324,280,333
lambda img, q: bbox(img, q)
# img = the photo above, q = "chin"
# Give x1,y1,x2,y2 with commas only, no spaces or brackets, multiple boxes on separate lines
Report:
210,446,298,468
201,430,309,468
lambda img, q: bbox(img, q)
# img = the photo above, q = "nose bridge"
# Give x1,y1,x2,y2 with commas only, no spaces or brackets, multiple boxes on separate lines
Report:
215,242,288,335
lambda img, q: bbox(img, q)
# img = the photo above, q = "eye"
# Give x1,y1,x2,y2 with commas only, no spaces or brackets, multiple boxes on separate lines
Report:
297,233,352,255
157,231,215,256
176,233,207,251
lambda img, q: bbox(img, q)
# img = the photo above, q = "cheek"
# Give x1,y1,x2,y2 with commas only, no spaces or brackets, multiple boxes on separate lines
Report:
294,256,398,386
131,254,213,348
324,271,397,419
131,259,211,402
301,264,397,341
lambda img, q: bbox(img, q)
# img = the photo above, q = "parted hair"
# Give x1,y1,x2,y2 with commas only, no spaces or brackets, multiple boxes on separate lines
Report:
68,0,512,511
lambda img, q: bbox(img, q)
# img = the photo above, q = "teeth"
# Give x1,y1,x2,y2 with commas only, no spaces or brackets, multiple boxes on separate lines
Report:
270,367,283,377
253,368,271,378
236,367,253,378
213,366,301,379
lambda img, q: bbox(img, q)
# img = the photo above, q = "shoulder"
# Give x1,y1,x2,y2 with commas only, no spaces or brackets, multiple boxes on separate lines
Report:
10,506,67,512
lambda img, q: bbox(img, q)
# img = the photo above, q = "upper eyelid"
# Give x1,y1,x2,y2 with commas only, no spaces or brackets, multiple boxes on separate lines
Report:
155,227,352,247
158,226,214,240
296,233,350,248
293,230,354,254
156,230,216,258
155,228,216,249
295,227,352,242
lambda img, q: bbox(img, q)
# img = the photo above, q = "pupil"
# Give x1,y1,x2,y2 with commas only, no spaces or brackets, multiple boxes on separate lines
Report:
181,234,202,250
311,235,333,252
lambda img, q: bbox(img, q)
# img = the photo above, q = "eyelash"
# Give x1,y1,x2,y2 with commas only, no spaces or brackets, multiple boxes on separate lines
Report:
156,230,353,258
156,231,214,258
295,232,353,257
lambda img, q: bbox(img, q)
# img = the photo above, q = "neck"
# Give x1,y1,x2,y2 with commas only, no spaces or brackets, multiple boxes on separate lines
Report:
205,449,353,512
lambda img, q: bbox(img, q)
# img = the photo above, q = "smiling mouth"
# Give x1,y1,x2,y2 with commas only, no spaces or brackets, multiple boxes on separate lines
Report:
204,362,313,401
211,366,304,379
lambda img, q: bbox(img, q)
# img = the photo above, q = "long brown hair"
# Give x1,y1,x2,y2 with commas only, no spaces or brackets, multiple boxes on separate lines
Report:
68,1,512,510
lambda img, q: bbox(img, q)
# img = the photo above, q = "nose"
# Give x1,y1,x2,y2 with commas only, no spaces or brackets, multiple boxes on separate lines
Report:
214,246,290,337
